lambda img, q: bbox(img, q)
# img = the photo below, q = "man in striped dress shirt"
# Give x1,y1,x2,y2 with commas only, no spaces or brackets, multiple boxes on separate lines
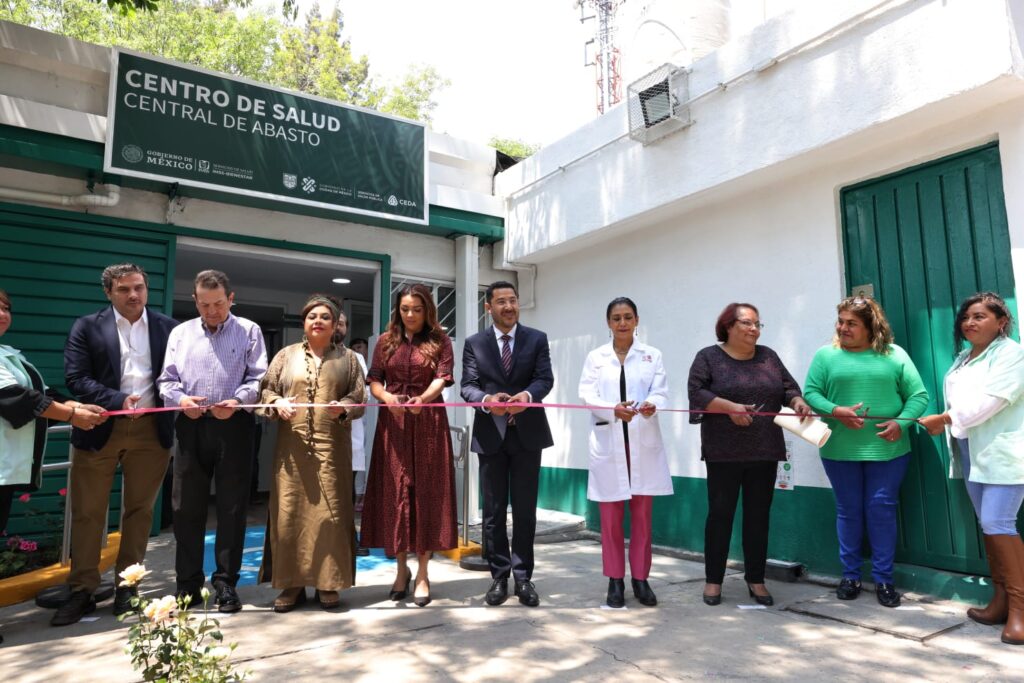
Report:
157,270,267,612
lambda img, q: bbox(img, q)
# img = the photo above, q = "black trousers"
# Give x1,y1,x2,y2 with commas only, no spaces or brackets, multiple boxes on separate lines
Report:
704,460,778,584
0,486,15,537
172,411,254,591
478,426,542,582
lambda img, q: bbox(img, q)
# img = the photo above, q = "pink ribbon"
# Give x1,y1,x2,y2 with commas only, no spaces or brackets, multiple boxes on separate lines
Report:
102,402,916,421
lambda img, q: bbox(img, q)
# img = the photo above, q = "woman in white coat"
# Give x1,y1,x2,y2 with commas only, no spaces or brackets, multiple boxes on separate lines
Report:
579,297,673,608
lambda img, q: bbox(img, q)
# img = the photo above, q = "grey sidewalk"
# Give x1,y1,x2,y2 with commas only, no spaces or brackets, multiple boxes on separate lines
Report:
1,526,1022,681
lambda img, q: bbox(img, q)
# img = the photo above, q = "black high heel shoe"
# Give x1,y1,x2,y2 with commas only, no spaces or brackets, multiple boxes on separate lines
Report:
389,567,411,601
413,576,431,607
747,583,774,606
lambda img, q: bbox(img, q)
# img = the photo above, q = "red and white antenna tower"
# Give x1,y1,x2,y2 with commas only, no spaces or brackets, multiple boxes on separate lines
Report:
577,0,625,115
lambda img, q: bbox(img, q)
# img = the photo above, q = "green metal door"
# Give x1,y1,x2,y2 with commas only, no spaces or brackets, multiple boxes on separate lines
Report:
0,201,175,542
841,142,1020,575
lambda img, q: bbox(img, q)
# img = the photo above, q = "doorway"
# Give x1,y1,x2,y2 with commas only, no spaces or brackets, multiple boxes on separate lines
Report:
840,142,1020,574
171,237,382,496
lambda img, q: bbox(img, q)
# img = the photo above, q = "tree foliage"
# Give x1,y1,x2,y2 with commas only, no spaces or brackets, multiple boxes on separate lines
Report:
380,65,450,125
2,0,446,124
96,0,160,13
489,137,540,159
268,5,374,106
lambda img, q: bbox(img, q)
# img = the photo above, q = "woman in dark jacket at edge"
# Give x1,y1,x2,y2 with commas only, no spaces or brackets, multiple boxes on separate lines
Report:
0,289,106,643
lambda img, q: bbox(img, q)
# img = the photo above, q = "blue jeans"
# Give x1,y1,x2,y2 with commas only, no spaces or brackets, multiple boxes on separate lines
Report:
958,438,1024,536
821,454,910,584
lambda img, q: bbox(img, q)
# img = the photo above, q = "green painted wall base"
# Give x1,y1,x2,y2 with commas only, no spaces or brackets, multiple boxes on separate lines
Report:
892,563,992,606
537,466,996,605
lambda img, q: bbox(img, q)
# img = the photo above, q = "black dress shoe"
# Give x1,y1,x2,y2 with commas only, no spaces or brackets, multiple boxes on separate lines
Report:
112,586,138,617
51,590,96,626
876,583,901,608
702,592,722,606
631,579,657,607
485,578,509,606
836,578,862,601
606,578,625,608
747,583,774,607
514,580,540,607
213,582,242,613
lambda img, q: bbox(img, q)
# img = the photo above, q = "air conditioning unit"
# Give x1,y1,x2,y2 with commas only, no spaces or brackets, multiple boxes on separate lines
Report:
627,63,692,145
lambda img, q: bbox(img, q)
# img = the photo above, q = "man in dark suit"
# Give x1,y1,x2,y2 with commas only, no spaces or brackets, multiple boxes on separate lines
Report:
53,263,178,626
461,281,553,607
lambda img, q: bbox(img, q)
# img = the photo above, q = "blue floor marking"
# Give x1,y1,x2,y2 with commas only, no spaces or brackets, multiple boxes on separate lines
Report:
203,526,394,586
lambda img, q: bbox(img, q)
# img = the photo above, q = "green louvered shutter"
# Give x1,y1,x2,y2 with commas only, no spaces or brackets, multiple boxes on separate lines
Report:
841,142,1020,574
1,201,175,544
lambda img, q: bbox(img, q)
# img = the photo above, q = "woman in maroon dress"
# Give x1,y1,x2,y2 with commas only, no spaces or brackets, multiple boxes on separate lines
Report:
361,284,458,607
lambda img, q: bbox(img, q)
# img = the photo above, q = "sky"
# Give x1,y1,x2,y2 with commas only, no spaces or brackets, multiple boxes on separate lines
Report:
262,0,601,147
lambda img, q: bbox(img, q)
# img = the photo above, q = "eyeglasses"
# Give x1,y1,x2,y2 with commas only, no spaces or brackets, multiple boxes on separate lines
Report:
735,319,765,330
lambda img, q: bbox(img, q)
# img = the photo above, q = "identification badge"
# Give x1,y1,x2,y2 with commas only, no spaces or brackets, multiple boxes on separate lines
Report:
776,439,794,490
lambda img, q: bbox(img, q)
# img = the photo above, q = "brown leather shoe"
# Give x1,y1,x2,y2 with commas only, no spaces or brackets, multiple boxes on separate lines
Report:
316,589,341,610
969,534,1009,625
992,534,1024,645
273,587,307,613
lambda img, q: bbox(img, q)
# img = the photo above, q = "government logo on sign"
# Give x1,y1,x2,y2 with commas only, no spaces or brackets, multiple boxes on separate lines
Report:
302,177,316,194
121,145,144,164
198,160,210,173
282,173,297,190
387,195,399,207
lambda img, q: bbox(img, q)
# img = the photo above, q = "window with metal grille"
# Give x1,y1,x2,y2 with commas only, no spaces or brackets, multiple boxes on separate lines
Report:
389,276,493,339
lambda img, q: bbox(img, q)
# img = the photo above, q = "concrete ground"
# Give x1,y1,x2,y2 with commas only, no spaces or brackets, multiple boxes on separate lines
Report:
1,517,1022,682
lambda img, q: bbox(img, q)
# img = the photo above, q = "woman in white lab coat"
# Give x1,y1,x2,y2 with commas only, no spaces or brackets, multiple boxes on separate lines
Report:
579,297,673,608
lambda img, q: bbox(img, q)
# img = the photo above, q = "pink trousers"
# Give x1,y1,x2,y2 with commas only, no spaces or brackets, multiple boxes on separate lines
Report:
599,495,653,580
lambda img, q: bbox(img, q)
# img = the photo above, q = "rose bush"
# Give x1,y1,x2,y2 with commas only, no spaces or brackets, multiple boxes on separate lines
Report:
118,564,248,682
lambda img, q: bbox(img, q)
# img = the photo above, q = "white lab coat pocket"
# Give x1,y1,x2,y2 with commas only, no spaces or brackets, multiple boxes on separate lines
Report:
588,422,615,455
638,415,663,448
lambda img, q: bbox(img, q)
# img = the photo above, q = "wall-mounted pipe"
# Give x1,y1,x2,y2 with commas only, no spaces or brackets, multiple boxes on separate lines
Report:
0,182,120,207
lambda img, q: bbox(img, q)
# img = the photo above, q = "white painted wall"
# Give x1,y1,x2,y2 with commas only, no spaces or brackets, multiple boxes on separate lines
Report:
498,0,1024,264
528,96,1024,490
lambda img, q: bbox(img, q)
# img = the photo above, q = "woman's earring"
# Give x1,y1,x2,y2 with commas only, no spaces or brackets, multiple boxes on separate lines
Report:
608,329,611,338
634,328,638,337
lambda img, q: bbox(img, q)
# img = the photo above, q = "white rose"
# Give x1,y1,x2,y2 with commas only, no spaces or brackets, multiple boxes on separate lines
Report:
118,563,149,587
207,646,232,660
143,595,178,624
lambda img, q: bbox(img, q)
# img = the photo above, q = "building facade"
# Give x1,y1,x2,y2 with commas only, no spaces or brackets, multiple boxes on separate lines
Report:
0,19,511,538
496,0,1024,599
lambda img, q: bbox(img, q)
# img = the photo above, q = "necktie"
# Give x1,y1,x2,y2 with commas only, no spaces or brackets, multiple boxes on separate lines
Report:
501,334,514,425
500,334,513,374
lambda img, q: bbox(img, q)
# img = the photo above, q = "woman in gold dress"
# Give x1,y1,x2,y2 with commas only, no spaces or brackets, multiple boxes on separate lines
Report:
258,295,366,611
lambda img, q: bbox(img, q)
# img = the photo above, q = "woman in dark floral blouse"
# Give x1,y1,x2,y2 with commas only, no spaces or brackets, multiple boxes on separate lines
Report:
687,302,811,607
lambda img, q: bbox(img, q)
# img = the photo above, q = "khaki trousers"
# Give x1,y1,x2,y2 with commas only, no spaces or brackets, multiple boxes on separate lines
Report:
68,415,170,593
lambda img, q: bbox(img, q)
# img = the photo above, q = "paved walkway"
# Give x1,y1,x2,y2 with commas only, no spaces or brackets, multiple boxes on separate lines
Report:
1,525,1022,681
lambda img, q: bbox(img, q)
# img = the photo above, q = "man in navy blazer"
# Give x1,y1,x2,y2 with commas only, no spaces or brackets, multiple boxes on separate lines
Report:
53,264,178,626
461,281,553,607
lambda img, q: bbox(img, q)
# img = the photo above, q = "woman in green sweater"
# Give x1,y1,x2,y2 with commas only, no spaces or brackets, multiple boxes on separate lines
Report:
804,296,928,608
